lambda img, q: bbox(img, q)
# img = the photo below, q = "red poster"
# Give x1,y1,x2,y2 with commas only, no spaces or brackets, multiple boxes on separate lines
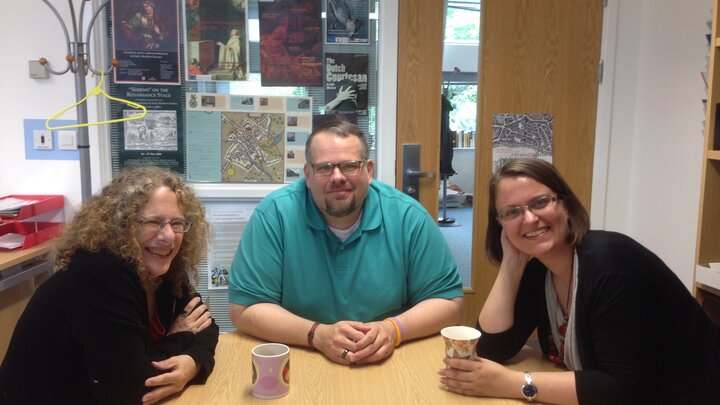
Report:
259,0,323,87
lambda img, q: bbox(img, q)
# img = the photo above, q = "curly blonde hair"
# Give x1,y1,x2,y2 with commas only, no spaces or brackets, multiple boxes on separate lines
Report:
53,166,210,297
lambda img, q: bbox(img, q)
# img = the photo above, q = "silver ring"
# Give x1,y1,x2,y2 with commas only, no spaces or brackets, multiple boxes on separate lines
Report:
341,349,350,359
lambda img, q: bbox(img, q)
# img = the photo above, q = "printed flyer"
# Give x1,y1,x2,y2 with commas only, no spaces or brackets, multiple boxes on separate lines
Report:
114,84,184,173
324,52,368,116
325,0,369,44
112,0,181,84
259,0,323,86
184,0,249,81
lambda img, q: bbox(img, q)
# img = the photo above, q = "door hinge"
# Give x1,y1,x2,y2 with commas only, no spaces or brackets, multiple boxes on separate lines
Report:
598,60,604,84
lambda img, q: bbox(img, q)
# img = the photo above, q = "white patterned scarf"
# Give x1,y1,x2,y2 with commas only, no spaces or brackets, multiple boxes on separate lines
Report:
545,251,583,370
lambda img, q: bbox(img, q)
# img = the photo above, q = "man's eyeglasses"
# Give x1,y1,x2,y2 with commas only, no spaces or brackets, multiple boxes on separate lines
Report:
496,195,559,223
309,160,365,177
137,218,192,233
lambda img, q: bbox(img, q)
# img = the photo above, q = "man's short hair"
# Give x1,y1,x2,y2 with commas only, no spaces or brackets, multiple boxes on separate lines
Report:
305,120,369,162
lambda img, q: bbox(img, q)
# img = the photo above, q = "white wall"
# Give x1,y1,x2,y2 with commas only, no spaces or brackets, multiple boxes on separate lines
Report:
0,0,711,292
448,148,475,194
602,0,710,289
0,1,105,218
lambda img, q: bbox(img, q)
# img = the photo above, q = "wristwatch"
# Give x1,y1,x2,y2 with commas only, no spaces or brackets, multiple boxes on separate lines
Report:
521,371,538,401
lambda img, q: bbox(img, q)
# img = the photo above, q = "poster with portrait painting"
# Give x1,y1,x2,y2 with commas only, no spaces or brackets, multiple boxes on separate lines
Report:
259,0,323,86
183,0,249,81
112,0,181,84
325,0,369,44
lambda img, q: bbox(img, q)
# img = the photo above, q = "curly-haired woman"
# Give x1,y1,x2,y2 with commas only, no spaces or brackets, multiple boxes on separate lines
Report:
0,166,218,405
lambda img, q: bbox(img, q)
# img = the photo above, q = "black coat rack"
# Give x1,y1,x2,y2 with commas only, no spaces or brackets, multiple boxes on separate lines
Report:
439,67,460,227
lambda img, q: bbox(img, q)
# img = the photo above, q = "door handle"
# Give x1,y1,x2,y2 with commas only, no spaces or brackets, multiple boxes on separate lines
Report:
406,169,434,178
402,144,435,201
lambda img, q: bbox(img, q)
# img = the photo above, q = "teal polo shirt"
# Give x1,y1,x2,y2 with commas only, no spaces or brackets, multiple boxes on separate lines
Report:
228,179,463,324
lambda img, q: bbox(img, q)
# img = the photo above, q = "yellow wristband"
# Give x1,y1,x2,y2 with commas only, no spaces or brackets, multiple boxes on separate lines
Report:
385,318,402,347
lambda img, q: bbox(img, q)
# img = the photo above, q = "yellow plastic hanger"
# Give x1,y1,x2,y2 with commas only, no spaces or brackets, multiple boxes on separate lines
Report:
46,71,147,130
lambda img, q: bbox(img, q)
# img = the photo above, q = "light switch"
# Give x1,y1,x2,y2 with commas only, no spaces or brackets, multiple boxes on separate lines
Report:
58,130,77,150
33,130,53,150
28,60,49,79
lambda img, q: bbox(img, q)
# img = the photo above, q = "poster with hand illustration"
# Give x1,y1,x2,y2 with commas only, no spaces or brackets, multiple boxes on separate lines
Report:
324,53,368,115
325,0,369,44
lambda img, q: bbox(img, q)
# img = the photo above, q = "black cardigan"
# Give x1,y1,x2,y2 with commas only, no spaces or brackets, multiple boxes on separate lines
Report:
0,249,219,404
477,230,720,405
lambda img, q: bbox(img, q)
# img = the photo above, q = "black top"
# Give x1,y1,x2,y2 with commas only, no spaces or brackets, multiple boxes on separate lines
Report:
0,249,219,405
476,230,720,405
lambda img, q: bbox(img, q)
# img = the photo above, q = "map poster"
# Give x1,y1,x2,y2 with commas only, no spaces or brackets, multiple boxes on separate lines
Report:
259,0,323,86
325,0,369,44
324,53,368,116
491,113,553,173
115,84,184,173
184,0,249,81
112,0,181,84
186,93,312,183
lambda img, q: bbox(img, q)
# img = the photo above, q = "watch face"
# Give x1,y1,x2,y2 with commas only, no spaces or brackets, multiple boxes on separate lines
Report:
522,383,538,400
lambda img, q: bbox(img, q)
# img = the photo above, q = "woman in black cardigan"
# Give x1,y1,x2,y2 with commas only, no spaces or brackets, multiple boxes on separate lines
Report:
0,166,218,404
438,158,720,404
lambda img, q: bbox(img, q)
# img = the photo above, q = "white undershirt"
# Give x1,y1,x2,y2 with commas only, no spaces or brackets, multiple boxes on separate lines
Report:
328,212,362,242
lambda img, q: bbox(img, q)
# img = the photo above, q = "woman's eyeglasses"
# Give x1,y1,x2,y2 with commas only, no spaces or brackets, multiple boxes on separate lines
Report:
496,195,559,223
309,160,365,177
137,218,192,233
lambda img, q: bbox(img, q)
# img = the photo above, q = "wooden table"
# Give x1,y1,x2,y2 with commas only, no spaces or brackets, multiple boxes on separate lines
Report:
164,332,559,404
0,242,54,359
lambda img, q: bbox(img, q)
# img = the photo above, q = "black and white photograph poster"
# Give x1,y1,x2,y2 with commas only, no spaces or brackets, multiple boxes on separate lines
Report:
324,52,368,115
325,0,369,44
115,84,185,173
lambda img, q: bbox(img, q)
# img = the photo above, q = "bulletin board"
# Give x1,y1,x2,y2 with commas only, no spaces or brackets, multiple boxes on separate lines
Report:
104,0,383,331
107,0,381,185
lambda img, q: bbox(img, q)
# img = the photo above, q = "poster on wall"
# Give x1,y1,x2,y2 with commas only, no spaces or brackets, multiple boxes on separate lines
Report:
258,0,323,86
186,93,312,183
205,202,256,290
492,113,553,173
115,84,184,173
112,0,181,84
184,0,249,81
324,53,368,116
325,0,369,44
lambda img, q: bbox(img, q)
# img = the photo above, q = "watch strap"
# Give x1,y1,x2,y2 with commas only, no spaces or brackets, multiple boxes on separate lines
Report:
521,371,538,401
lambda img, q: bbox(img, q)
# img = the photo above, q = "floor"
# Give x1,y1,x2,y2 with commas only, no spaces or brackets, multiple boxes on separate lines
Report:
437,205,473,287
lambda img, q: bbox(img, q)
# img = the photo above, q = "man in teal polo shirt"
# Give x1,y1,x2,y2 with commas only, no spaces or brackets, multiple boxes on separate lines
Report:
229,120,463,365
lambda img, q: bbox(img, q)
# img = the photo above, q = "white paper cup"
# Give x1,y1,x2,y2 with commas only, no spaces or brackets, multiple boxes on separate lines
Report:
441,326,481,360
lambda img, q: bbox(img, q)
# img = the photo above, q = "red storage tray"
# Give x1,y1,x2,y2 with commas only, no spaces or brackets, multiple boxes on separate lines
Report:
0,195,64,220
0,195,64,250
